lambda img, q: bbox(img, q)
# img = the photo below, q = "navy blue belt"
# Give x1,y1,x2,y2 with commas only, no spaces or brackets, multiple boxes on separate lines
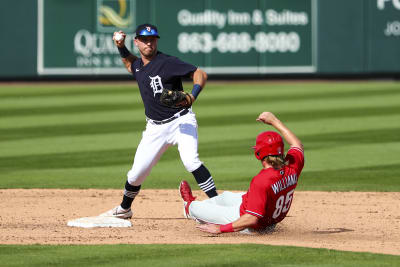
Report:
147,109,189,125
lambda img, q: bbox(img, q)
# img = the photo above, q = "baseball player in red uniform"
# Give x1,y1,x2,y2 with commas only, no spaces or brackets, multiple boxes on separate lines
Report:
179,111,304,234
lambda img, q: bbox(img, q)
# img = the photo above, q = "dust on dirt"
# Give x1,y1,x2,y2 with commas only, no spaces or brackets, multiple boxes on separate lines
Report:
0,189,399,255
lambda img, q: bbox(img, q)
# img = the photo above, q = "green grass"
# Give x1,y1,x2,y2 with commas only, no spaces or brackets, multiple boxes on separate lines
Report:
0,244,398,267
1,81,400,264
1,81,400,191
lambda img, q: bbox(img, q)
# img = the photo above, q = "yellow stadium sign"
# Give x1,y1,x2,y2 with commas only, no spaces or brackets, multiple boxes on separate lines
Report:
97,0,135,32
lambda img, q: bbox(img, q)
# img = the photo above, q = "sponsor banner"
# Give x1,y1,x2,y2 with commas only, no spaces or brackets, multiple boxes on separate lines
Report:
38,0,137,75
37,0,316,75
157,0,316,74
368,0,400,71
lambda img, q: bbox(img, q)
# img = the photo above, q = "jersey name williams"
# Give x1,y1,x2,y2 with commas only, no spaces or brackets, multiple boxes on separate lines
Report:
271,174,298,194
149,75,164,97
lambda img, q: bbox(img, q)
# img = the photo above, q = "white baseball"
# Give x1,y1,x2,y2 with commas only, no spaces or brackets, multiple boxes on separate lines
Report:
115,33,124,41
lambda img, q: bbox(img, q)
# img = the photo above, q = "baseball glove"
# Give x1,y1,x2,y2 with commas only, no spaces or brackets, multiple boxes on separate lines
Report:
159,89,192,108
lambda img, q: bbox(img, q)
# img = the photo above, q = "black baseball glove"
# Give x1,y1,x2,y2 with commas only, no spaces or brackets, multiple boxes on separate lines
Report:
159,89,193,108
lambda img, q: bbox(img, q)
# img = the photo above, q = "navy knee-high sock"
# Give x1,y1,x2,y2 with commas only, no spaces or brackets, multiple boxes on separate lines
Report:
192,164,218,198
120,181,141,210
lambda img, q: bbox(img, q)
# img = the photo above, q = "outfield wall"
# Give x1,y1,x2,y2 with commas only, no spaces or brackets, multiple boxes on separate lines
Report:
1,0,399,79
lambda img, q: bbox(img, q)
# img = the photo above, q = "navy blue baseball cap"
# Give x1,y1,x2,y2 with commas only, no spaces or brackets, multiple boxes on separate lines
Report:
135,24,160,39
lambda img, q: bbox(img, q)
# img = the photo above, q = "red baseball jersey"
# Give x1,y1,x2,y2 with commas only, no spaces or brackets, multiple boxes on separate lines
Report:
240,147,304,230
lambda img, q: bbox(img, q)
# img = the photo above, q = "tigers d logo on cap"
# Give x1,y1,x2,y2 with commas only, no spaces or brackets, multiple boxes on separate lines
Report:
135,23,160,38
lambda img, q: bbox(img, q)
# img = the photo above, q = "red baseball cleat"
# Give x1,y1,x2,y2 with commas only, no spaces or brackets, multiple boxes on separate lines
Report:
179,180,196,219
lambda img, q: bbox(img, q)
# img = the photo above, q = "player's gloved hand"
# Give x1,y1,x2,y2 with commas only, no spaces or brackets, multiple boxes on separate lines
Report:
159,89,193,108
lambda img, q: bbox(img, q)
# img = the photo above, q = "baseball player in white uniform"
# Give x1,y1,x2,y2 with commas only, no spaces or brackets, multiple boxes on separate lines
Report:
100,24,218,219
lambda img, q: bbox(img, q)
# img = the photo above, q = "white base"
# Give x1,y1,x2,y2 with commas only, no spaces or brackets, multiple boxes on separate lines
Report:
67,216,132,228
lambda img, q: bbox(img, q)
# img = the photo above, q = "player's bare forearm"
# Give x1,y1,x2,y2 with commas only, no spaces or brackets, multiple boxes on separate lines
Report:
196,214,258,234
113,31,138,74
231,213,259,231
192,68,207,88
186,68,207,103
121,55,137,73
257,112,303,150
272,119,303,150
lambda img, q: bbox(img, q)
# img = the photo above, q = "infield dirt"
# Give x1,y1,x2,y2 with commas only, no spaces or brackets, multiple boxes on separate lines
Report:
0,189,399,255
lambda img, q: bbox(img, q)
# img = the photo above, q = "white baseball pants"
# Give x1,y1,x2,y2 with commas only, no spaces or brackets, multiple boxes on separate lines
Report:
127,110,202,186
189,191,246,224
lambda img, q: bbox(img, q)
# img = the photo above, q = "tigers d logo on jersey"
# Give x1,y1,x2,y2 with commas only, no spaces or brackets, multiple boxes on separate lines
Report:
149,75,164,97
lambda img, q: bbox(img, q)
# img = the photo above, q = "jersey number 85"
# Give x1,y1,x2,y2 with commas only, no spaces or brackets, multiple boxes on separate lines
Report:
272,189,295,219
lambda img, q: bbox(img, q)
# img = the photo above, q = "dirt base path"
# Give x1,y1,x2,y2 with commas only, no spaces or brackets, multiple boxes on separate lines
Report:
0,189,399,255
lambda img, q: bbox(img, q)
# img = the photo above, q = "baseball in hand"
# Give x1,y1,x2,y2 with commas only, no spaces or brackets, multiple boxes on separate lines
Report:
115,32,124,41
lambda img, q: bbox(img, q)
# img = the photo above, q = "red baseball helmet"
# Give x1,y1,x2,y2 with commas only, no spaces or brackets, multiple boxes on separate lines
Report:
253,131,284,160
